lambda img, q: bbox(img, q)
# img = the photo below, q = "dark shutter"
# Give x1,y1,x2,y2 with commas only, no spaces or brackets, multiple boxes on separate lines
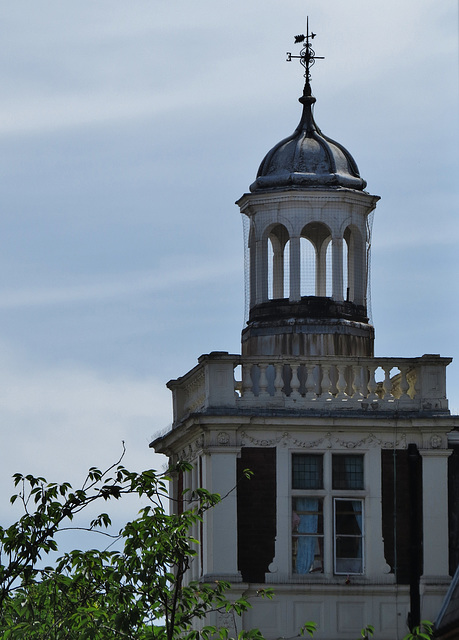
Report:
449,445,459,576
237,447,276,583
381,447,423,585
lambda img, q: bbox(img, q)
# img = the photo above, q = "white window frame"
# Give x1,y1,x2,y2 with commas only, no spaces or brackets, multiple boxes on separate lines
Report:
292,495,325,574
290,451,366,577
333,496,365,575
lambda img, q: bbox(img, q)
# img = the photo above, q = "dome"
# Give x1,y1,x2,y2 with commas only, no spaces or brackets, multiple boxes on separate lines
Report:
250,88,367,192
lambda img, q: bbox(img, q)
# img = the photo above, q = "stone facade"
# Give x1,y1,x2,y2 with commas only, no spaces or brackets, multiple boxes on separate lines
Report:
152,352,458,639
151,33,459,640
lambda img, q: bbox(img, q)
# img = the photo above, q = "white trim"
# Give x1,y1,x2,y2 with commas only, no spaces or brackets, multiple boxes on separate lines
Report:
333,497,365,576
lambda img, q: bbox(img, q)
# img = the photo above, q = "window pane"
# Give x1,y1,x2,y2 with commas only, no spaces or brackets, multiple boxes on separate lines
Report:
292,454,323,489
334,499,363,575
332,454,364,489
292,498,324,574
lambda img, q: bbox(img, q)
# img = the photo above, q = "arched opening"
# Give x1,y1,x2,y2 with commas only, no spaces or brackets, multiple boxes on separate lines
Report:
343,236,349,301
267,224,289,300
248,225,256,309
283,240,290,299
325,241,333,297
343,225,364,304
300,237,315,296
301,222,332,297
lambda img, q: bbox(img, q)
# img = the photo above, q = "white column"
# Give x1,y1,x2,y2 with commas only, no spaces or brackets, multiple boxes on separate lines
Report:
266,446,288,582
420,449,452,577
201,451,241,580
364,447,393,578
289,236,301,302
255,239,268,304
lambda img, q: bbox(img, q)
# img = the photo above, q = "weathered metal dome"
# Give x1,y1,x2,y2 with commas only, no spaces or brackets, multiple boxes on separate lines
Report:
250,86,367,192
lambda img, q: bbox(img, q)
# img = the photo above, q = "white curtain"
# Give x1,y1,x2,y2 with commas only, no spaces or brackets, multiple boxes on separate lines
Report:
295,498,319,574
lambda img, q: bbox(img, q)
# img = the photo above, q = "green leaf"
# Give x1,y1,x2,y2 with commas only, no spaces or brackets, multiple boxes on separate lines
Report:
300,622,317,637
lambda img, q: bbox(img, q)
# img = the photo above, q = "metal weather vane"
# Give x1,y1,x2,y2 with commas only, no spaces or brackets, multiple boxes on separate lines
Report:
286,17,324,88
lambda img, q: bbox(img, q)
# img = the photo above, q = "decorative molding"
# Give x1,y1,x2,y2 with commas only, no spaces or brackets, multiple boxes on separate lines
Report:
240,431,407,450
420,449,452,458
241,431,287,447
291,433,333,449
217,431,230,445
430,434,443,449
179,435,205,461
268,562,278,573
335,432,407,450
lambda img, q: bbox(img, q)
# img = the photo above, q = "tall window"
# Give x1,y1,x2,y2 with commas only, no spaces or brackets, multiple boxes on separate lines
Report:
300,237,315,296
292,454,324,573
267,225,289,300
283,240,290,299
292,453,365,576
325,241,333,297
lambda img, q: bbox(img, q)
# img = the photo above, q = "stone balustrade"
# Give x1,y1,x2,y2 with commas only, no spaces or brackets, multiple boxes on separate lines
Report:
167,352,451,426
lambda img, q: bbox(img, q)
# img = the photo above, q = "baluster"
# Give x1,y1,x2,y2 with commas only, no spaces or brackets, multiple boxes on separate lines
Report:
336,364,348,399
274,363,284,397
412,367,420,400
259,363,269,397
305,364,317,401
367,365,378,401
399,366,411,401
361,364,370,399
352,365,364,399
242,363,254,399
290,363,301,399
383,366,393,400
321,365,333,400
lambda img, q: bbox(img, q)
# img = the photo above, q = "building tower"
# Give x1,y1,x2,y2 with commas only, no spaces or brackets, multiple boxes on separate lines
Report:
239,29,377,360
151,27,459,640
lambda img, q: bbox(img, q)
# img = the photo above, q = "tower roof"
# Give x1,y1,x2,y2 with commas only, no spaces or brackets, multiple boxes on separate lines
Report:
250,84,367,193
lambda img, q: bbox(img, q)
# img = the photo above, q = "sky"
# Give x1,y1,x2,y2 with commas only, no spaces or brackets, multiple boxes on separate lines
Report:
0,1,457,530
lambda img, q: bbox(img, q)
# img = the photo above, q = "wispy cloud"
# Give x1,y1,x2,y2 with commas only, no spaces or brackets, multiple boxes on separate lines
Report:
0,88,203,137
0,259,239,309
0,351,169,516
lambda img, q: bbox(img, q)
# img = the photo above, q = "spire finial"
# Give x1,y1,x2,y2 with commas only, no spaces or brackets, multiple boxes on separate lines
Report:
286,17,324,94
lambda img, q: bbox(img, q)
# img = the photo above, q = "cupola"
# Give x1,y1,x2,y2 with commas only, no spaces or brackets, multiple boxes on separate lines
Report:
237,29,379,357
250,84,367,193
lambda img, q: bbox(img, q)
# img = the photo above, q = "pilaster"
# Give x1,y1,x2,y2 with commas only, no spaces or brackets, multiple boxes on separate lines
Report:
420,449,452,578
201,449,241,581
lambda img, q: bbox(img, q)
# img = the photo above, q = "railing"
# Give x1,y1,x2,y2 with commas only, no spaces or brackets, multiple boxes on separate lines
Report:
167,352,451,426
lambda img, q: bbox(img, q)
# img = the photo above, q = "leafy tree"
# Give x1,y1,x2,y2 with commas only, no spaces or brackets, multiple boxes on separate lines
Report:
402,620,434,640
0,448,431,640
0,450,270,639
